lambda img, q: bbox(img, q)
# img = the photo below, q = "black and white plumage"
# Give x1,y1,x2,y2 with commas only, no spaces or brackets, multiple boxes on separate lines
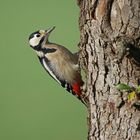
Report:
28,27,86,105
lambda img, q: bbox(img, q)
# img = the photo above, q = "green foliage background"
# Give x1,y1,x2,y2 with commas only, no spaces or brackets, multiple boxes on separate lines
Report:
0,0,87,140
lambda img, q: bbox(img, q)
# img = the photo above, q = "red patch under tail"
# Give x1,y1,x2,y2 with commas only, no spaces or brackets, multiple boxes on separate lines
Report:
72,83,82,97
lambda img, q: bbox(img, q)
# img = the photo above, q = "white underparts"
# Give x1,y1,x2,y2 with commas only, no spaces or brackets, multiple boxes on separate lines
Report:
42,58,61,84
35,51,44,57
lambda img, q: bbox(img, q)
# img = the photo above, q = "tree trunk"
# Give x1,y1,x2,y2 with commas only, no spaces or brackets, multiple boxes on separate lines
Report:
77,0,140,139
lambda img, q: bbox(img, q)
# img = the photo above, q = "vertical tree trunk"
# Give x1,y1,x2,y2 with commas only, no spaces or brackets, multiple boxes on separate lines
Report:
77,0,140,139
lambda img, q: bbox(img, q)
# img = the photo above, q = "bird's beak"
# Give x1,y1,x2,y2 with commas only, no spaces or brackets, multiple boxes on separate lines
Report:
43,26,55,44
45,26,55,35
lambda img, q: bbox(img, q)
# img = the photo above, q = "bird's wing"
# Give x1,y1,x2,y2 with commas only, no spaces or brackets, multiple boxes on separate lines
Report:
38,56,86,106
38,57,73,92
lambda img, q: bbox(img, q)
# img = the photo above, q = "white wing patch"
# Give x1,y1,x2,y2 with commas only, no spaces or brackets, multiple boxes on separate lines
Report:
42,58,61,84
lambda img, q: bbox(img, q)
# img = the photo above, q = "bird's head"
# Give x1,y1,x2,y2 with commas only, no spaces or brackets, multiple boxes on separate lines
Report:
28,26,55,49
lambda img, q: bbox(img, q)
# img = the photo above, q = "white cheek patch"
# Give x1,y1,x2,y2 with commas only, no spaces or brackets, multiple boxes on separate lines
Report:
29,36,41,47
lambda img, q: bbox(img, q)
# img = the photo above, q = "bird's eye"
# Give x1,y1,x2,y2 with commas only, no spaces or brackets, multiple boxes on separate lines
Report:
36,34,41,37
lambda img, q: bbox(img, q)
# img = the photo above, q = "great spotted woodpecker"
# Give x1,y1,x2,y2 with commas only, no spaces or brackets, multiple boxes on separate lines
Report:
28,27,86,105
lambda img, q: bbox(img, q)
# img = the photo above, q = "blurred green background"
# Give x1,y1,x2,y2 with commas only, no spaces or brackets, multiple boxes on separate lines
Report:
0,0,87,140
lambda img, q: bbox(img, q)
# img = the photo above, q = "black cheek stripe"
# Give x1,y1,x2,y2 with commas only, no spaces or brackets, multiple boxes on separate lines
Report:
42,48,57,54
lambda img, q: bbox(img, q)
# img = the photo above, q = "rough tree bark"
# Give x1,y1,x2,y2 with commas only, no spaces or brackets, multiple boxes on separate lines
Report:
77,0,140,139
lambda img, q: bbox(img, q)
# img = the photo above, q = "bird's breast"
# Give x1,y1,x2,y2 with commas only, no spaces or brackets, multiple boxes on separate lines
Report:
46,53,77,84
